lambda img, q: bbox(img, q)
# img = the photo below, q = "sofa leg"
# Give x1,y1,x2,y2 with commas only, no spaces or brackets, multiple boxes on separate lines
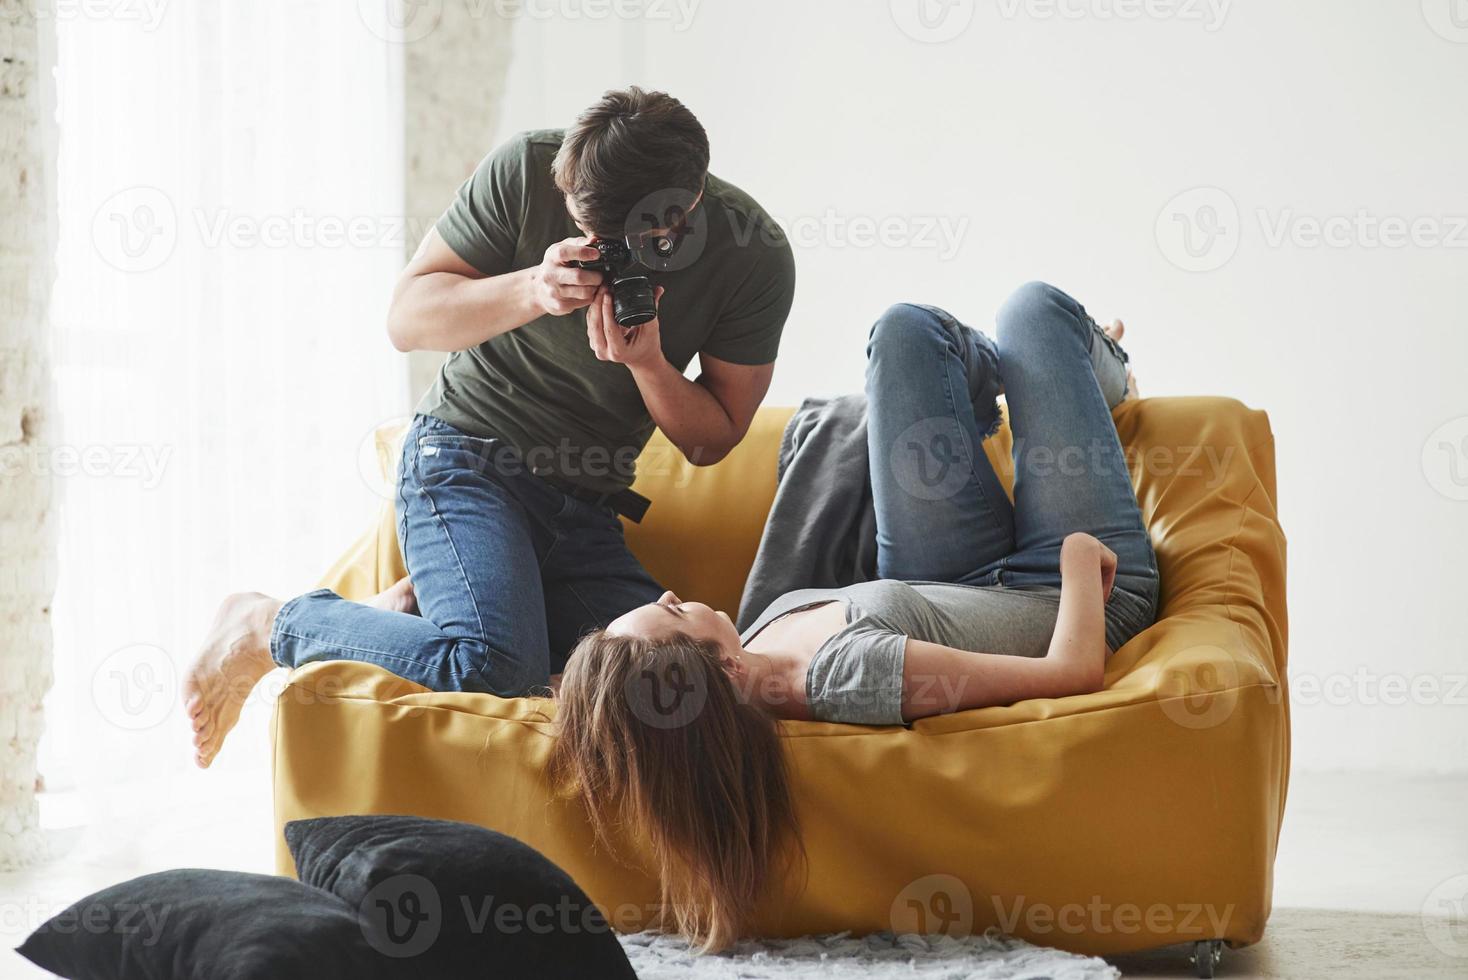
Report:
1190,939,1224,978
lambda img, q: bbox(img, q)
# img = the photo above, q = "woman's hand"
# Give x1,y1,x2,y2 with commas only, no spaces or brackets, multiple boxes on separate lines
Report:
1063,532,1117,603
1050,533,1112,696
1098,541,1117,602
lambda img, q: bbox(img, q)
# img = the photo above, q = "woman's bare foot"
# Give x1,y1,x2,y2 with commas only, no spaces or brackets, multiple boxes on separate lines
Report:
1103,319,1141,400
183,592,281,768
368,575,417,615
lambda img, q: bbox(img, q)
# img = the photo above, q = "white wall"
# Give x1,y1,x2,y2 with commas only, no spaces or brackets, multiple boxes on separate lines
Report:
484,0,1468,773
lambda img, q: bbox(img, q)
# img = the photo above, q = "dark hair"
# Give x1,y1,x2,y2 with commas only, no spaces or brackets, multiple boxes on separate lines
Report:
551,87,710,239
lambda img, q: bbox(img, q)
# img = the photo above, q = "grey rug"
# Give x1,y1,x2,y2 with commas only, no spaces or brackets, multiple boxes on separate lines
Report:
620,930,1120,979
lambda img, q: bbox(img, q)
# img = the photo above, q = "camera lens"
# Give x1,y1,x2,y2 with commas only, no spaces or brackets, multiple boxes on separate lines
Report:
611,275,657,327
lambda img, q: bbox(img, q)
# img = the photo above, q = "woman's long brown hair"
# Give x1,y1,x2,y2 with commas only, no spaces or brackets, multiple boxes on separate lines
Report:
549,629,800,951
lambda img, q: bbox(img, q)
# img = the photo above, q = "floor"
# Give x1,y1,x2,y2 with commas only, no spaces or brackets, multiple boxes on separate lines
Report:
4,771,1465,978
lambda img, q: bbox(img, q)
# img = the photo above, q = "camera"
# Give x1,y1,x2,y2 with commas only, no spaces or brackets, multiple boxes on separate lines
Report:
573,234,677,328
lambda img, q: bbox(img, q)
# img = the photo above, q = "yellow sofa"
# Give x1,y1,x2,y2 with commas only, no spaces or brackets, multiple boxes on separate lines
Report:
273,398,1288,959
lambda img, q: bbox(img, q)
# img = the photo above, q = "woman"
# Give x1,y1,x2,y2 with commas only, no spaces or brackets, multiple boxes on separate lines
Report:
550,281,1160,951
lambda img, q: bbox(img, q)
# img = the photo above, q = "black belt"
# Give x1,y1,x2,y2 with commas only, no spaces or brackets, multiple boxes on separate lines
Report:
545,478,651,523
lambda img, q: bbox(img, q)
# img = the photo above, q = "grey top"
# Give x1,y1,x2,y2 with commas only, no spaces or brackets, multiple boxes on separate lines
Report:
740,580,1062,726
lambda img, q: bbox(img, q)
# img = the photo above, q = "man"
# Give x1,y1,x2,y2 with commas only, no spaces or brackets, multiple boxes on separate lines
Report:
183,88,795,767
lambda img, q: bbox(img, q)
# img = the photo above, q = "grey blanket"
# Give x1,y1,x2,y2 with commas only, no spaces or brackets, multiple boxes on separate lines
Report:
735,395,878,631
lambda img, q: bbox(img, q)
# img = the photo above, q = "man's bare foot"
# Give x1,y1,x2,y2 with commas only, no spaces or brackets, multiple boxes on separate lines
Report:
183,592,280,768
369,576,417,615
1103,319,1141,400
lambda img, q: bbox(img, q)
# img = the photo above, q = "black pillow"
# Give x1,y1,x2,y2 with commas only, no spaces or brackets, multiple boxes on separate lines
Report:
16,869,392,980
284,814,637,980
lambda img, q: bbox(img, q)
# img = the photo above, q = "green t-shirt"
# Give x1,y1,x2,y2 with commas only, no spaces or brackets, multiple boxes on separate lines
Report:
417,129,796,494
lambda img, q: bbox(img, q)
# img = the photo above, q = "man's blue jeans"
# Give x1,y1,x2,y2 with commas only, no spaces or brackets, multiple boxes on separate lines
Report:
866,282,1159,652
270,415,663,695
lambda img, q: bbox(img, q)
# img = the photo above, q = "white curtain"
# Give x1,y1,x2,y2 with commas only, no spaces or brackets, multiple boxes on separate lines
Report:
45,4,408,860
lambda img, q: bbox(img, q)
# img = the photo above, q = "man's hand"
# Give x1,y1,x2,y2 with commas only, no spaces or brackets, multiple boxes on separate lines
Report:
530,237,603,316
587,284,666,370
587,281,773,468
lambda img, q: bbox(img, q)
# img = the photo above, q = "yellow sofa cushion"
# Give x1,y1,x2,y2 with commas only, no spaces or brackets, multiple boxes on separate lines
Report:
279,397,1287,956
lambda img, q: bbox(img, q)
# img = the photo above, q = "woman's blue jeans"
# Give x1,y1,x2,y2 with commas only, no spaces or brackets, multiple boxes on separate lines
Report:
866,282,1159,651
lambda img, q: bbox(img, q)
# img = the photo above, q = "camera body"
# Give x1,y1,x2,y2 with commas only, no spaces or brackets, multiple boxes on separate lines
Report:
572,235,673,328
